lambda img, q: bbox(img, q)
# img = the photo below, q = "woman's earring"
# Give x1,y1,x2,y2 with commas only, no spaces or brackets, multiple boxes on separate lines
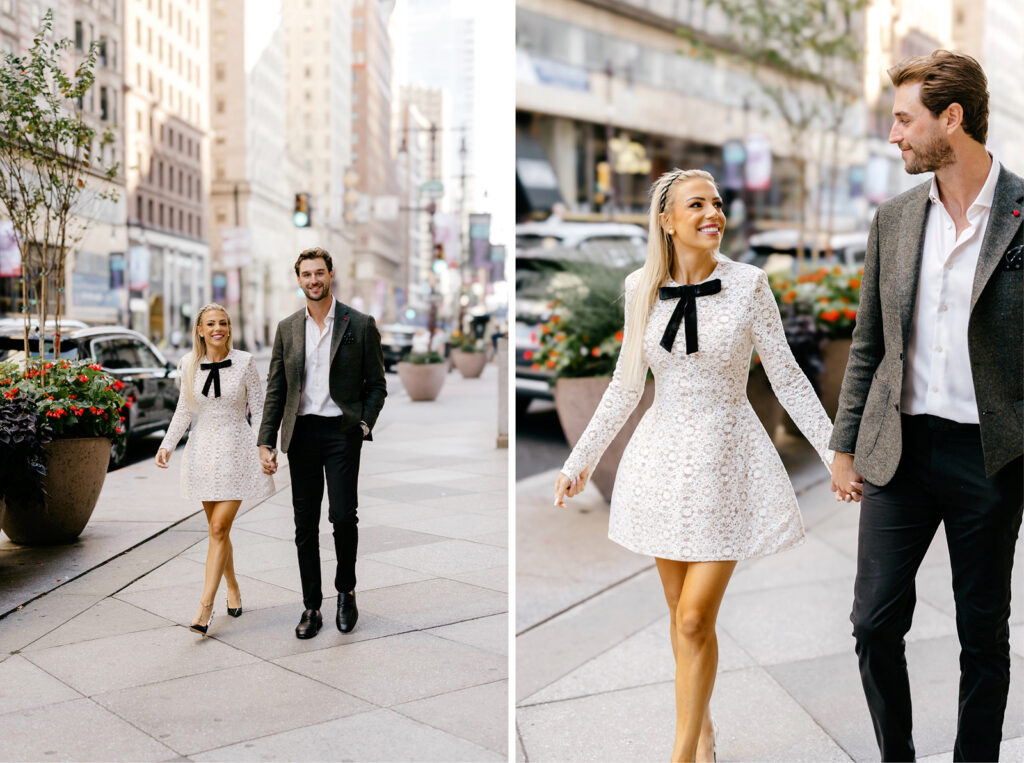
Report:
668,229,674,235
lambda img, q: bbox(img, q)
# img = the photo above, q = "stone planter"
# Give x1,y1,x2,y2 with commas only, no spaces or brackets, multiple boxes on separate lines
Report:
746,363,785,442
554,376,655,503
452,349,487,379
820,337,853,419
396,361,446,401
0,437,111,545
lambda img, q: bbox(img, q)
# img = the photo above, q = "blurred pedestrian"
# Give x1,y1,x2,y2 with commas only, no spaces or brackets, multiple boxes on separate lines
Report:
258,248,387,639
155,303,274,636
554,169,836,762
830,51,1023,762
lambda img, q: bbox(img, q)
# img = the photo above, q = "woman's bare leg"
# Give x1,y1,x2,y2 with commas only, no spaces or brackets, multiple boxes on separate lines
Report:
193,500,242,626
656,557,736,762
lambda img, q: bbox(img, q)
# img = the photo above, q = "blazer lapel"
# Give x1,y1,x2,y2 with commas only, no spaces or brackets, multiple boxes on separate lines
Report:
896,184,931,351
971,167,1024,312
290,311,306,391
329,300,350,367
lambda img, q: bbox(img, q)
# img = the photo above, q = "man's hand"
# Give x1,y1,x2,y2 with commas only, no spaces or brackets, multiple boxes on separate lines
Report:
259,445,278,475
553,466,592,507
831,452,864,503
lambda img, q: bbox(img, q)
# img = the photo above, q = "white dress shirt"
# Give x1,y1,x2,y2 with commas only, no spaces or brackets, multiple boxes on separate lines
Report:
298,298,344,417
901,157,1001,424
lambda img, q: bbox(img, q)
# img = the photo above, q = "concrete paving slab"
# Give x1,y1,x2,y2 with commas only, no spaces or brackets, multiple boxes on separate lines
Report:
473,530,509,548
427,613,508,656
769,635,1024,761
244,556,435,596
446,564,509,592
366,538,507,576
208,602,414,661
406,491,502,512
517,568,665,703
115,574,298,622
0,697,177,761
388,467,488,485
353,524,449,555
718,576,956,665
0,653,81,714
919,736,1024,762
274,631,505,707
728,534,858,594
394,679,509,755
192,707,502,762
23,624,259,695
24,596,173,652
93,661,371,756
353,577,507,630
359,501,468,527
117,555,208,594
0,592,105,655
361,482,473,503
389,511,508,541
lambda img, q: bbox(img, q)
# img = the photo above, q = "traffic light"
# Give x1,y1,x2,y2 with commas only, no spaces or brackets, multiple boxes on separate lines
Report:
432,242,446,274
293,192,311,227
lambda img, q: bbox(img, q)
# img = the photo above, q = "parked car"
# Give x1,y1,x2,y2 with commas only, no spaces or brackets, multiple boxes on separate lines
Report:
377,323,417,372
0,325,180,468
515,222,647,416
736,229,869,273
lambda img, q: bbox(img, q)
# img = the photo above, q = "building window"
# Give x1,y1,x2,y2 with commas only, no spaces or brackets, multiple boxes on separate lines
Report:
158,161,163,187
148,199,153,223
97,37,107,66
159,203,164,227
74,20,84,51
215,98,225,114
136,194,143,222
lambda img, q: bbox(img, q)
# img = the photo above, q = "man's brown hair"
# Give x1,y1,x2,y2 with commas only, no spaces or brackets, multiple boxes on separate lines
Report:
294,246,334,276
888,50,989,144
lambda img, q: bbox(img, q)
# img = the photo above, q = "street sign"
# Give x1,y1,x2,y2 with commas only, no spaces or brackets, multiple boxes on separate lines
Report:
420,180,444,198
221,227,252,268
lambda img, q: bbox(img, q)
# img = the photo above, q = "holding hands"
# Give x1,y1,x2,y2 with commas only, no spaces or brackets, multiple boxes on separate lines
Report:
259,445,278,476
554,466,592,507
831,452,864,503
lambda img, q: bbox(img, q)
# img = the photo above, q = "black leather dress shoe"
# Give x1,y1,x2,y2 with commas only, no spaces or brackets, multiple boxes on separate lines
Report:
295,608,322,639
337,592,358,633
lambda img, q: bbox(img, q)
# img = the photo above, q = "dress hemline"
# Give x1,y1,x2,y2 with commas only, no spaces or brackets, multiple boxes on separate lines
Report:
608,532,805,563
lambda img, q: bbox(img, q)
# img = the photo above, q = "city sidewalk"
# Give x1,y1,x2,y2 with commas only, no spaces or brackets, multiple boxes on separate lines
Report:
515,436,1024,762
0,365,507,761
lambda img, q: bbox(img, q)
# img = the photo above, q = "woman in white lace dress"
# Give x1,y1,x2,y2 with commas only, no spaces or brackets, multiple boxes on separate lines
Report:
156,304,274,635
553,170,846,762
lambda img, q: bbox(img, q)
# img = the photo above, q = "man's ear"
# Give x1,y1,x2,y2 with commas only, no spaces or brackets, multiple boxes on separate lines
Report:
943,102,964,135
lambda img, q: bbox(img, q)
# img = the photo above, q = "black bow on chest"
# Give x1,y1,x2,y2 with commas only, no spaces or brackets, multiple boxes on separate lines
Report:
657,279,722,354
200,359,232,398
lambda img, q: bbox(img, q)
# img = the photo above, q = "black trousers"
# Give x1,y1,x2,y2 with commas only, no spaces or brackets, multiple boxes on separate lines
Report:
851,414,1023,762
288,415,363,611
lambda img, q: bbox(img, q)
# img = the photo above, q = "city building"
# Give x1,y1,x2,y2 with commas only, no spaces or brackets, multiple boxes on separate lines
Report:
0,1,128,325
124,0,209,344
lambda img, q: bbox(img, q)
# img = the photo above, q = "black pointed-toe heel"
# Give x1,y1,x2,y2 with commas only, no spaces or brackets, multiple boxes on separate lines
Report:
189,602,215,636
226,592,243,618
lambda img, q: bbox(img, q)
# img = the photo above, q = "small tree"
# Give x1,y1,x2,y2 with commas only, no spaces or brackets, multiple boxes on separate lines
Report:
0,9,119,370
678,0,866,263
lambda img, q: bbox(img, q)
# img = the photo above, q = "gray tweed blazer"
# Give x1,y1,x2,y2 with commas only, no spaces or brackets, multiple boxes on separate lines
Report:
258,300,387,453
830,165,1023,484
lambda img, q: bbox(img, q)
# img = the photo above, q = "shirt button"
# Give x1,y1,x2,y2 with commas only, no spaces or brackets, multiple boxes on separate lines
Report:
935,346,942,352
944,263,953,270
931,386,939,392
940,304,948,312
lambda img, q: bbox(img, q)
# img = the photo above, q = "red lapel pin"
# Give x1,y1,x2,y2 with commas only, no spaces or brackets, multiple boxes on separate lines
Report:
1014,210,1020,217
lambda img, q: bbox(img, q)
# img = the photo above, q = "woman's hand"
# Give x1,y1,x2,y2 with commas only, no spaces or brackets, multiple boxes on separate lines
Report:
155,448,170,469
553,467,591,507
831,452,863,503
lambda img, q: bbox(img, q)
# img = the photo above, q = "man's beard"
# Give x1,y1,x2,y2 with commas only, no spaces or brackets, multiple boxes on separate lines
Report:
302,284,328,301
903,134,955,174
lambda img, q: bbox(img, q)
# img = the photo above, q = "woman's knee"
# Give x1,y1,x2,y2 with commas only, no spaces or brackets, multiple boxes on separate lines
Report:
675,609,713,647
209,522,230,543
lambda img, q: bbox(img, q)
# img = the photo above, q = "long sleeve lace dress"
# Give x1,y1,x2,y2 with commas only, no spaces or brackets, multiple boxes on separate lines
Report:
158,349,275,502
561,260,834,561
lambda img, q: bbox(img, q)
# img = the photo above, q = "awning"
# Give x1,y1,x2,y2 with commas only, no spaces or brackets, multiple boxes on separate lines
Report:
516,131,563,217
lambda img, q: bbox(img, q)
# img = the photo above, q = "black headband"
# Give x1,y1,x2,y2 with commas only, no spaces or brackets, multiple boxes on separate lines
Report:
658,171,683,214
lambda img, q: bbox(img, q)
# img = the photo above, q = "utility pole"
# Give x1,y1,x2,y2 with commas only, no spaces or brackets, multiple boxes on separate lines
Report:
232,183,246,349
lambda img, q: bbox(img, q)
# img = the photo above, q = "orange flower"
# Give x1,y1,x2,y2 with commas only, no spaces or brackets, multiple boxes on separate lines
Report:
820,310,840,322
818,297,830,304
840,297,850,304
541,325,550,335
615,330,624,342
833,266,842,275
842,308,857,320
545,359,556,369
531,363,541,371
550,315,560,324
848,278,861,289
555,333,566,342
591,347,600,357
782,290,797,304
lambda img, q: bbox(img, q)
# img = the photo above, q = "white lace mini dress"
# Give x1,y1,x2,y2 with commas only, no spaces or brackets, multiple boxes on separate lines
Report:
561,260,834,562
159,349,275,502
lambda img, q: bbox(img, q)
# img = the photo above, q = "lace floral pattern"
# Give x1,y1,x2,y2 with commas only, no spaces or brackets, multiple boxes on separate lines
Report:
159,349,275,502
562,260,834,561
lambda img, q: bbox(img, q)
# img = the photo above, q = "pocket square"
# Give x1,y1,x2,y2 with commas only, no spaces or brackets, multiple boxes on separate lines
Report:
1000,244,1023,271
339,330,358,345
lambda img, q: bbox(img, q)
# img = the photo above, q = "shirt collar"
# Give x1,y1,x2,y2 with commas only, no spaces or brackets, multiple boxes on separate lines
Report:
928,153,1001,214
304,297,337,323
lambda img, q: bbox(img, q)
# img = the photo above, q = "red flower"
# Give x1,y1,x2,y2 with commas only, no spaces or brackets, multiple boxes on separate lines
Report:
531,363,541,371
591,347,600,357
615,330,624,342
69,394,77,399
848,278,861,289
545,359,556,369
125,398,133,408
77,374,88,383
89,364,102,371
112,380,125,391
842,308,857,320
523,350,533,361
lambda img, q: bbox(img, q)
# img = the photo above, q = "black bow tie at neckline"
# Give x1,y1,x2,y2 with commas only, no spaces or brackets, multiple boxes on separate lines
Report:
200,358,232,398
658,279,722,354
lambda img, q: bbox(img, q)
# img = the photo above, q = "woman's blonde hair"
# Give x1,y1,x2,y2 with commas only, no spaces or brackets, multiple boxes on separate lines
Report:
181,303,232,409
620,168,726,389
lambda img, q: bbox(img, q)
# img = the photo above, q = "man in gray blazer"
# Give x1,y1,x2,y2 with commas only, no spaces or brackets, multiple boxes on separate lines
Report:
258,247,387,639
830,51,1022,762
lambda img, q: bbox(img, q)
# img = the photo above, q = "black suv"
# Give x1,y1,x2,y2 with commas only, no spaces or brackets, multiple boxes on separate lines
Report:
0,325,181,468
